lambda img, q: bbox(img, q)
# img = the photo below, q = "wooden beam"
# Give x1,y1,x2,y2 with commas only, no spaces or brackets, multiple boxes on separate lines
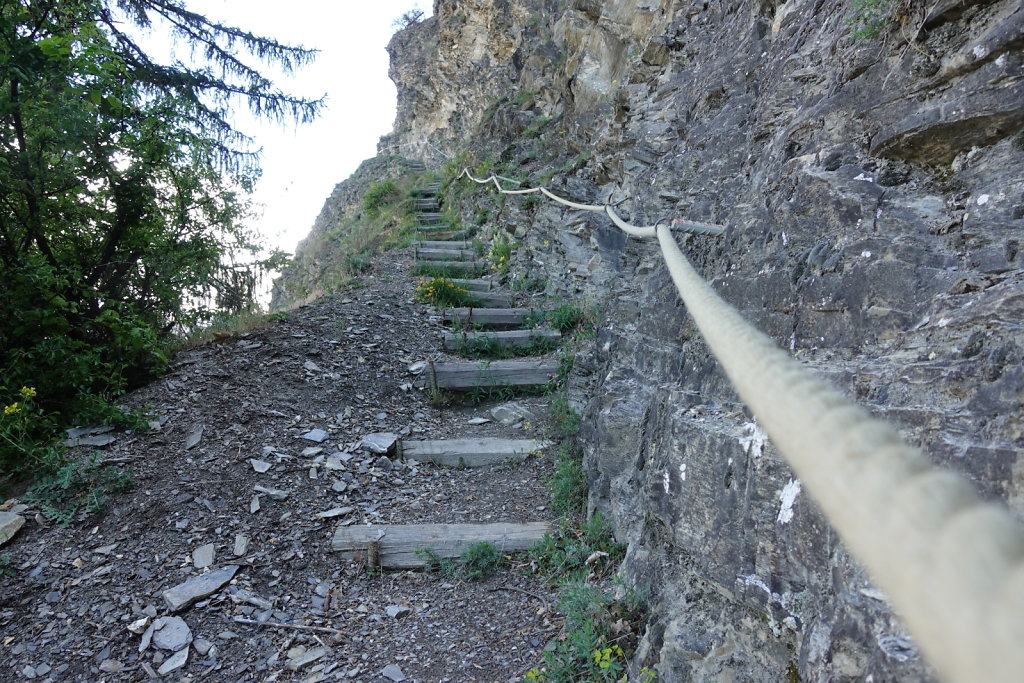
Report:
442,328,560,351
413,260,485,273
417,359,558,390
414,248,476,261
415,230,466,240
441,307,538,329
468,291,512,308
401,438,549,467
450,278,494,291
331,522,553,568
412,240,471,249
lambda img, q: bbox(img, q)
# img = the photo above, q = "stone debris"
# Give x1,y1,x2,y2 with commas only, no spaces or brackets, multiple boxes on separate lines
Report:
0,512,26,546
192,543,215,569
149,616,193,651
232,535,249,557
361,432,398,453
467,417,491,425
382,663,407,681
286,646,328,671
386,605,412,619
253,484,289,501
157,646,189,675
99,659,124,673
249,458,272,473
316,506,355,519
184,425,204,450
303,360,323,372
490,402,536,425
299,428,329,443
162,565,239,612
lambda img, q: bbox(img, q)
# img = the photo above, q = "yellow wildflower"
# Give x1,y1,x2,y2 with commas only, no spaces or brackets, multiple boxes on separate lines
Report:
20,386,36,398
4,402,21,415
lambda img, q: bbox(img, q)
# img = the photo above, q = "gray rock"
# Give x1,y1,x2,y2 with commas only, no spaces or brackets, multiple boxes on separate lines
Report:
301,446,323,457
233,535,249,557
150,616,193,651
250,496,260,513
99,659,124,673
303,360,323,372
286,646,328,671
184,426,204,450
192,543,215,569
253,484,288,501
489,402,536,425
361,432,398,453
299,428,329,443
162,565,239,611
193,638,213,656
316,506,355,519
157,647,189,675
382,664,407,681
386,605,412,619
0,512,26,546
249,459,272,473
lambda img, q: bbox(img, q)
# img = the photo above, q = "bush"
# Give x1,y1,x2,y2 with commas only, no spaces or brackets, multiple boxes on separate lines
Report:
363,179,401,218
414,277,482,307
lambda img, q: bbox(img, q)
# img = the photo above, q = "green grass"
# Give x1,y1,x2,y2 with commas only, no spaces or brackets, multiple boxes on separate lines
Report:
530,514,624,583
418,541,504,581
411,263,487,279
847,0,892,38
549,441,586,516
414,277,486,308
549,391,581,437
453,333,559,360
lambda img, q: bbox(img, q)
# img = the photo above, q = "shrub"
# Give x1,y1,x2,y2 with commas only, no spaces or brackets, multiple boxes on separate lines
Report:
414,278,482,307
363,179,401,218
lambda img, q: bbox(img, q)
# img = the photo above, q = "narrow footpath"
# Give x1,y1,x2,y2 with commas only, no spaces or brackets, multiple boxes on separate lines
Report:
0,176,570,681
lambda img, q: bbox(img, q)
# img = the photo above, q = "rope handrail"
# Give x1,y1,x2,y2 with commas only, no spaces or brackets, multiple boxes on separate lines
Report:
458,167,1024,683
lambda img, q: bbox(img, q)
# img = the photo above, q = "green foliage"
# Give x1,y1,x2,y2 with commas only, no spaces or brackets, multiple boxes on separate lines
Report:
0,553,15,577
24,451,134,526
549,441,587,515
0,0,321,475
454,333,559,360
510,275,548,293
363,179,402,218
549,392,581,437
523,116,554,139
524,579,648,682
489,232,518,273
530,514,624,582
418,541,504,581
414,278,483,308
411,263,486,279
526,304,598,337
847,0,893,38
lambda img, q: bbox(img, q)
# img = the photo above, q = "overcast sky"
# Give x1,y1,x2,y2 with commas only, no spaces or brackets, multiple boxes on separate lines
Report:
162,1,432,255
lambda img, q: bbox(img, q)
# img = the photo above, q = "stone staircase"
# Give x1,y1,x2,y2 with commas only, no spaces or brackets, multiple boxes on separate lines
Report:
331,174,558,568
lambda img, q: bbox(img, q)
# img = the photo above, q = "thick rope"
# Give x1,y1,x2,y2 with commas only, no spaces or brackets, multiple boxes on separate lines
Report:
457,167,1024,682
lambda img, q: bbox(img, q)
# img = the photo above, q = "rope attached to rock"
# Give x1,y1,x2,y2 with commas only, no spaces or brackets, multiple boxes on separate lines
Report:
458,167,1024,683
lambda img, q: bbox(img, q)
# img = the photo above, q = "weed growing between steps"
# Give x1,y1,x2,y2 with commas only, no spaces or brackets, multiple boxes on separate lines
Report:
411,263,487,279
454,333,560,360
418,541,504,581
525,303,598,337
414,277,485,308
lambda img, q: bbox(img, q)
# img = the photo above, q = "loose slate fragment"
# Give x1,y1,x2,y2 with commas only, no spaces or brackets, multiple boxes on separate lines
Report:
157,647,189,675
151,616,193,651
361,433,398,454
249,459,272,473
382,664,407,681
162,565,239,612
303,360,323,372
316,506,355,519
184,426,204,450
286,646,328,671
0,512,25,546
253,485,288,501
299,429,329,443
233,535,249,557
192,543,215,569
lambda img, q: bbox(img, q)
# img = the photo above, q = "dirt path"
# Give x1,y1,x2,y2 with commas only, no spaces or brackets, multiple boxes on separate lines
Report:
0,248,562,682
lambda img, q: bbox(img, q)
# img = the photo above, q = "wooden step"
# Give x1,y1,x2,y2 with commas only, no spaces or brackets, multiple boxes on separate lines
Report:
468,291,512,307
450,278,495,292
415,230,466,240
416,213,446,223
442,307,539,330
417,359,559,391
413,200,439,209
413,224,456,232
332,522,552,569
414,248,476,261
413,260,486,273
443,328,560,352
413,240,471,249
402,438,549,467
409,186,440,197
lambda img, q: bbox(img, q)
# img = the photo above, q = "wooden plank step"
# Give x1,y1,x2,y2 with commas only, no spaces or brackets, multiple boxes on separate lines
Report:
417,359,558,390
413,224,455,232
415,230,466,240
415,248,475,261
413,200,439,209
402,438,549,467
450,278,495,292
468,291,512,307
442,307,539,329
332,522,552,569
416,213,445,222
412,240,471,249
443,328,560,351
414,260,485,272
409,186,440,197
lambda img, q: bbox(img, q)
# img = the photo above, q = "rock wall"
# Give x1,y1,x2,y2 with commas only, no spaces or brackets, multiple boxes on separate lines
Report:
310,0,1023,679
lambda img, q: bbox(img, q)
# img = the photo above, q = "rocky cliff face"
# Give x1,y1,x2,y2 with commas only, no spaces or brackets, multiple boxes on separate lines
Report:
296,0,1024,679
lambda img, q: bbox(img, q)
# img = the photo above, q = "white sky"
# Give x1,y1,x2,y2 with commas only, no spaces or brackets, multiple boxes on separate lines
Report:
166,1,432,255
